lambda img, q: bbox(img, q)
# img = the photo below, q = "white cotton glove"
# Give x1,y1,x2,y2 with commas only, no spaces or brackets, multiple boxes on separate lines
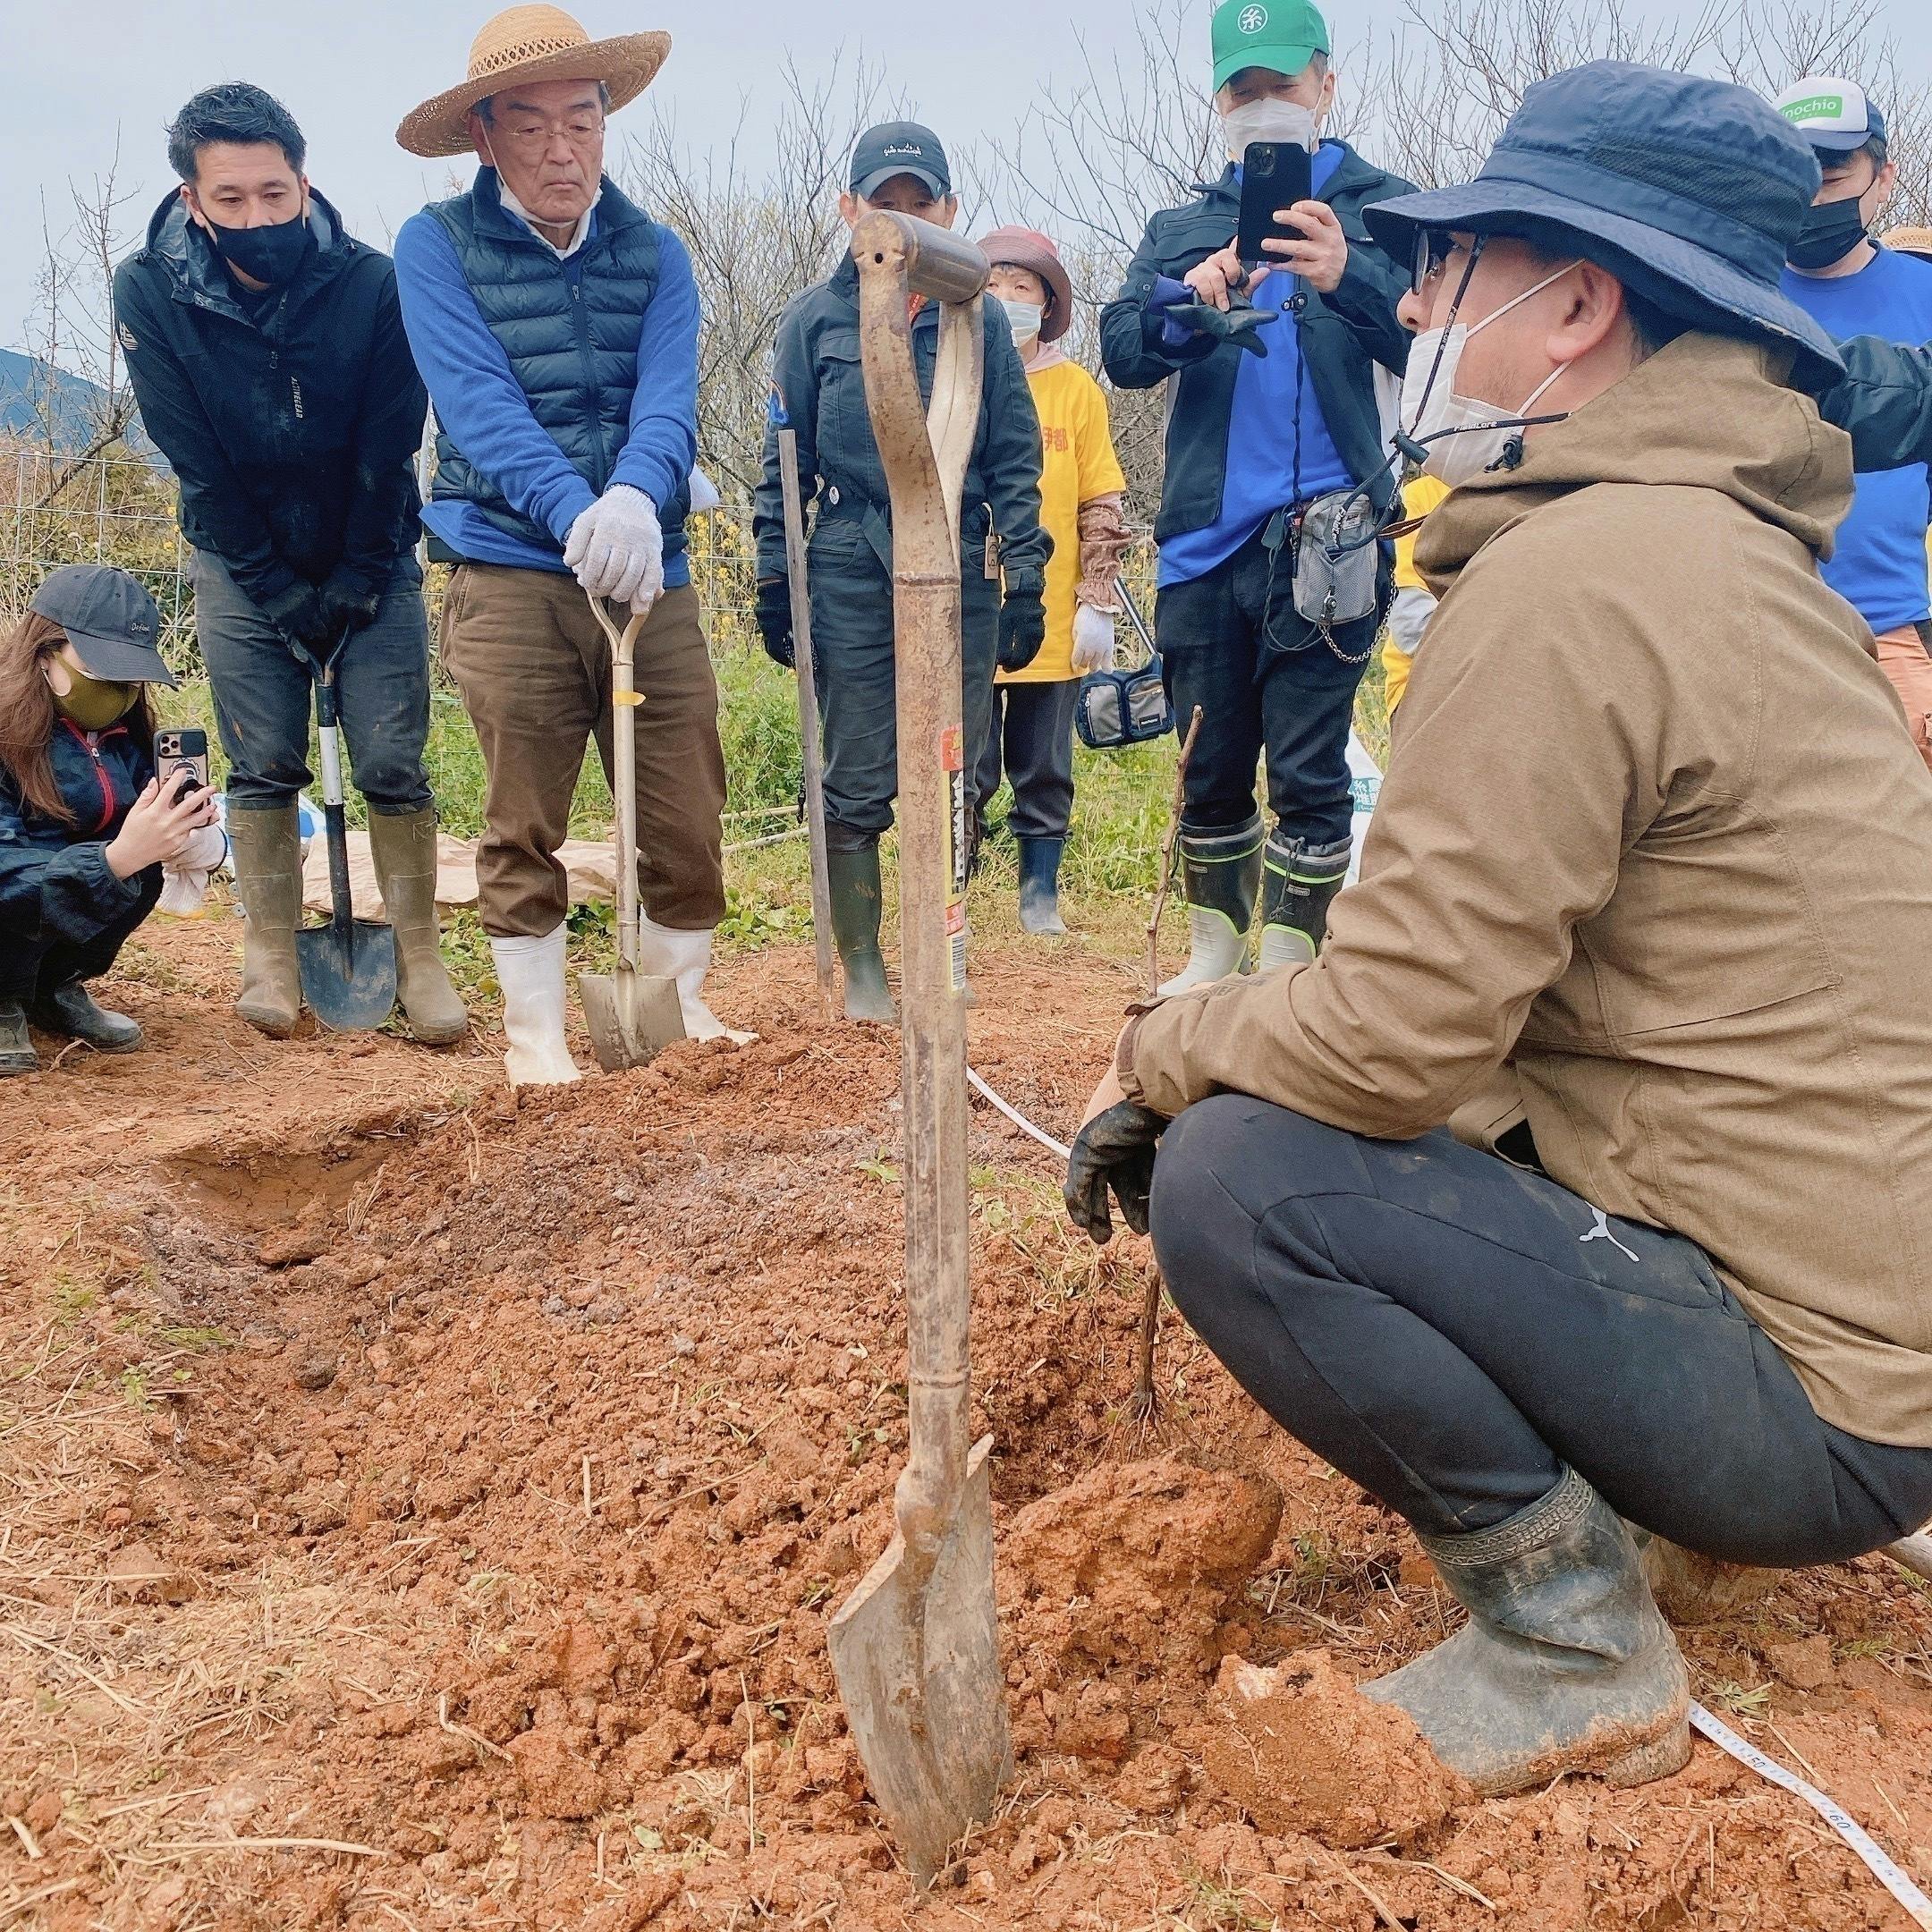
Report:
157,822,231,917
1070,603,1118,674
564,483,665,614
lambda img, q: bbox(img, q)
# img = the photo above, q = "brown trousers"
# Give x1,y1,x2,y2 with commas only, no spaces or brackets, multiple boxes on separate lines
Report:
440,564,727,939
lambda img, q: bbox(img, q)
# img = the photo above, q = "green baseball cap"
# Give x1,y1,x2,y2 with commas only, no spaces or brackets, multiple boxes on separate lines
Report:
1212,0,1330,92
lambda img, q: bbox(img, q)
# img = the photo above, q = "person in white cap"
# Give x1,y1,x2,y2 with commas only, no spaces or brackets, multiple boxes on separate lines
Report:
393,6,738,1085
1775,77,1932,769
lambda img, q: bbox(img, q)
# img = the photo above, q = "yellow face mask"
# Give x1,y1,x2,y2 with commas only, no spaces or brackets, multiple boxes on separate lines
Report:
47,660,137,732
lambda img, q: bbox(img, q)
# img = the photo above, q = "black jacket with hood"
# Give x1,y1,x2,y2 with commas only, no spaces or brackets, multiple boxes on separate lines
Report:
112,190,425,616
1100,142,1417,539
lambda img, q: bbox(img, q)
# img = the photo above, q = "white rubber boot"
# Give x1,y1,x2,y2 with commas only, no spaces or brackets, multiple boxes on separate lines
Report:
637,914,755,1045
490,927,581,1087
1157,818,1264,996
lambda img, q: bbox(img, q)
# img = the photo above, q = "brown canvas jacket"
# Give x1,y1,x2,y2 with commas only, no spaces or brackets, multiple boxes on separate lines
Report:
1128,332,1932,1445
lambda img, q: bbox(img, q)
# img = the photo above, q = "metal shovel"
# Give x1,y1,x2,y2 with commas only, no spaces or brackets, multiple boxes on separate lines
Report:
579,593,685,1071
825,210,1010,1887
294,634,397,1031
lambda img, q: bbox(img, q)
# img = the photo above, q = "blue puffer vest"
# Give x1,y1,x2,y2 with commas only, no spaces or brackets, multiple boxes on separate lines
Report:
427,170,690,563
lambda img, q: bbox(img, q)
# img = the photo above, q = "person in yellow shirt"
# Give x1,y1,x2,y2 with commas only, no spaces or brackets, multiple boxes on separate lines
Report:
977,226,1131,934
1377,473,1449,716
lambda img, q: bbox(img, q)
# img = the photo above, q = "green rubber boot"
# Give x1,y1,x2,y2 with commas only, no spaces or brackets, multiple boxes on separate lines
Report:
1258,831,1352,971
367,808,470,1046
826,844,897,1025
1157,815,1263,995
227,803,302,1038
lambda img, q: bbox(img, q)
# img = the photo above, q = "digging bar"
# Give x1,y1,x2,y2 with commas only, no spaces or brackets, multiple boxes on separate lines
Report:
776,427,837,1005
826,210,1012,1887
580,592,685,1071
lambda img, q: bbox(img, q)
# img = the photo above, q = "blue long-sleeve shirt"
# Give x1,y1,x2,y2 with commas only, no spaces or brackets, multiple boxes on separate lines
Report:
392,199,699,584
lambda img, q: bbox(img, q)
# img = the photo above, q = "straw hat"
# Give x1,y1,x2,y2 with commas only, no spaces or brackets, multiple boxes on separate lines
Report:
1881,225,1932,264
397,5,669,158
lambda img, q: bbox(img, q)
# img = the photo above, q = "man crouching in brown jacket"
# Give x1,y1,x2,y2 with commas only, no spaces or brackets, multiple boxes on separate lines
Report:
1065,59,1932,1800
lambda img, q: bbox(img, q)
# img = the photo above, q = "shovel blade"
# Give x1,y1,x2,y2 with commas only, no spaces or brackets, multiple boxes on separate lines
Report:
827,1436,1010,1886
295,919,397,1032
580,966,684,1072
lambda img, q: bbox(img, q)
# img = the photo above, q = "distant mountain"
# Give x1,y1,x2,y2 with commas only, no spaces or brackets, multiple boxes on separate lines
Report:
0,348,154,459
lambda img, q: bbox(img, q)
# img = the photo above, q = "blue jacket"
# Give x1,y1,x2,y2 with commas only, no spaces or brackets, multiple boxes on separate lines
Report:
394,170,695,577
0,720,156,950
1100,143,1416,542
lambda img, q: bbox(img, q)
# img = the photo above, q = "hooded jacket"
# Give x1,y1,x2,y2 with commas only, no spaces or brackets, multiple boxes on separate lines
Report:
1126,332,1932,1446
113,191,426,613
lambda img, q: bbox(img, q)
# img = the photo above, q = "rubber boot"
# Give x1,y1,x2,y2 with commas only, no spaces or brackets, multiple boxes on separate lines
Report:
826,844,897,1024
489,926,580,1087
1157,816,1262,996
366,808,469,1046
1627,1525,1779,1625
31,981,142,1052
1363,1469,1691,1796
1017,837,1067,936
0,1000,38,1078
637,912,754,1045
1258,830,1352,971
227,803,302,1038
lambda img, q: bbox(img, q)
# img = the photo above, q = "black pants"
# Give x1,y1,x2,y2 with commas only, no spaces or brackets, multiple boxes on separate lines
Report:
974,679,1080,843
1150,1095,1932,1566
1154,523,1378,848
0,869,162,1004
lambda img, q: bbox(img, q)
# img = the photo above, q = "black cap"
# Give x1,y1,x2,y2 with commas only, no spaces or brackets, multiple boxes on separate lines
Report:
849,121,951,200
29,564,176,687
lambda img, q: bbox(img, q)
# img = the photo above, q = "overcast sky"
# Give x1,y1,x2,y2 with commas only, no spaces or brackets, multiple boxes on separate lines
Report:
9,0,1931,367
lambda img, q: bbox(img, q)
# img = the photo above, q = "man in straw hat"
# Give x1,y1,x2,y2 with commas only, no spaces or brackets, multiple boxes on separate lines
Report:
1067,61,1932,1797
394,6,734,1085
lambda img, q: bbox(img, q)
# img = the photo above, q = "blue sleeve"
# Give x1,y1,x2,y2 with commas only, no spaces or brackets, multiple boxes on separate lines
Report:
0,797,146,947
392,211,597,547
609,226,699,511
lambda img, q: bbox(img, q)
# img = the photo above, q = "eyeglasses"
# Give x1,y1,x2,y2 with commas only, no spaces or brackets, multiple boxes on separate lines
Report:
1411,229,1456,296
492,112,606,157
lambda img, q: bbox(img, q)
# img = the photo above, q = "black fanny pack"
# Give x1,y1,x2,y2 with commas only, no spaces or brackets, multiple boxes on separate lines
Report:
1075,579,1174,751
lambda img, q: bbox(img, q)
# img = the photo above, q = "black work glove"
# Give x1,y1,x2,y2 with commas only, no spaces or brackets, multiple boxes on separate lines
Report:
258,580,334,651
997,566,1047,674
1064,1100,1169,1244
1166,292,1280,357
755,578,795,669
318,572,382,640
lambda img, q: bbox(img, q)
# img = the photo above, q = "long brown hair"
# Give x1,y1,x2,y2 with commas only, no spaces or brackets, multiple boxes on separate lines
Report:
0,610,156,827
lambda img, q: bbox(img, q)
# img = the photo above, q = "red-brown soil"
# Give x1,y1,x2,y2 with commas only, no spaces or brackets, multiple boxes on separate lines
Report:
6,913,1932,1929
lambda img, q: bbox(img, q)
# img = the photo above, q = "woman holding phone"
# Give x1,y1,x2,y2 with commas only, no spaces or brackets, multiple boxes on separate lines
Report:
0,565,218,1076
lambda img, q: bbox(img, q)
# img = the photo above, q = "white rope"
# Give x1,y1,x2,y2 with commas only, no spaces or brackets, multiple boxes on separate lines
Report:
966,1068,1072,1162
1690,1702,1932,1928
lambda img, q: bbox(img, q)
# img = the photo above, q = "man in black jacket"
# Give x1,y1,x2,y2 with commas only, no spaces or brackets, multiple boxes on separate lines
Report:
1102,0,1412,996
114,83,464,1046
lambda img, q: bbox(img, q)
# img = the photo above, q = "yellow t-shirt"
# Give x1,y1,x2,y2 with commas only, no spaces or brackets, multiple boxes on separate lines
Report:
1000,356,1127,683
1380,474,1452,713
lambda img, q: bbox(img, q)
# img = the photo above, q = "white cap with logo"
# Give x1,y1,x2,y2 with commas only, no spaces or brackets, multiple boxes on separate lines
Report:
1773,76,1885,154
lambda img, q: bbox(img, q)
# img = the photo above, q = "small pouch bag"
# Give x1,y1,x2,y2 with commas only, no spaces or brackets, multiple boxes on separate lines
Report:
1292,487,1382,635
1075,589,1174,750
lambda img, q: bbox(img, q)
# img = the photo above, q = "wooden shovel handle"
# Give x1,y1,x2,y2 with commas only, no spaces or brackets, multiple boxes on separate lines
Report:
586,593,646,975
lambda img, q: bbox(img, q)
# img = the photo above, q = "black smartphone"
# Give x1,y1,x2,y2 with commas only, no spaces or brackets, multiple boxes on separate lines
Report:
1236,140,1316,268
155,728,210,799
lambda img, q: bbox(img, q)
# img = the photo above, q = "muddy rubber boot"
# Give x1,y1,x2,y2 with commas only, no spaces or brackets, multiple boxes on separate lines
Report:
31,981,142,1052
1627,1525,1780,1624
0,1000,38,1078
366,808,469,1046
1258,830,1352,971
490,926,580,1087
826,844,897,1025
1017,837,1067,936
227,803,302,1038
1363,1468,1691,1797
1157,816,1262,996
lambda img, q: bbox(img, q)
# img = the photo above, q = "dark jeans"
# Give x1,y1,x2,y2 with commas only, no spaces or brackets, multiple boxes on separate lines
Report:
1150,1095,1932,1566
193,550,433,816
975,678,1080,843
806,514,1000,852
1155,522,1379,847
0,869,161,1003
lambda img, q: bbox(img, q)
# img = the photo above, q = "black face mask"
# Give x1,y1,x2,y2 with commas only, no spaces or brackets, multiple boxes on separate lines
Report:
1788,193,1870,272
204,210,312,289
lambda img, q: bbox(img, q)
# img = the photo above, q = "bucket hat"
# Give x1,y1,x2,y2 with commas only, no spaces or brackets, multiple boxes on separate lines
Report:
398,5,668,158
30,565,174,687
977,225,1075,342
1363,61,1843,390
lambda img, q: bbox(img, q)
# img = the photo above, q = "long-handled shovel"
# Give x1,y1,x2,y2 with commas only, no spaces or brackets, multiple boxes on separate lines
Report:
826,211,1010,1887
775,427,836,1005
294,633,397,1030
579,593,684,1071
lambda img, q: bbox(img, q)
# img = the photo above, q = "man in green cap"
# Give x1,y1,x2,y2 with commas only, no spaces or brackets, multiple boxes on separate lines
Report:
1101,0,1414,997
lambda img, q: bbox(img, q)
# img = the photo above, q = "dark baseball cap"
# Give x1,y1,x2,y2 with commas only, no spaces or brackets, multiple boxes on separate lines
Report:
29,564,176,686
849,121,951,200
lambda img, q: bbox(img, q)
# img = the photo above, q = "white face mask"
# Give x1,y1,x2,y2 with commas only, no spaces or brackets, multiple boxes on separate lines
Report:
1221,97,1317,164
1399,258,1580,487
1000,298,1044,345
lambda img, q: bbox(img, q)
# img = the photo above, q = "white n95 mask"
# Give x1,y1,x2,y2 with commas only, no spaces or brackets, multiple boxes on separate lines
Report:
1222,97,1317,164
